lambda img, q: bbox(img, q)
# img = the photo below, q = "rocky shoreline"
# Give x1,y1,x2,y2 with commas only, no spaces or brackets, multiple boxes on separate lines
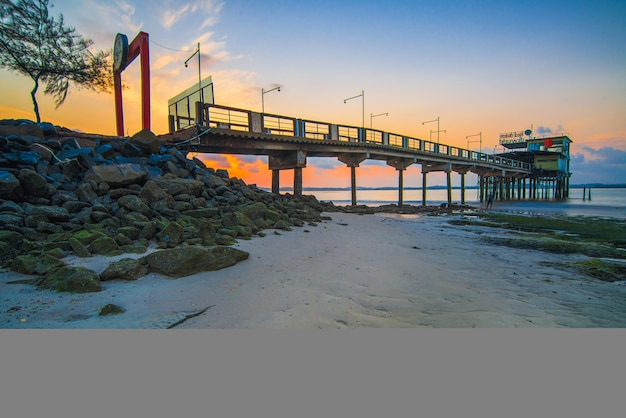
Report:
0,120,337,295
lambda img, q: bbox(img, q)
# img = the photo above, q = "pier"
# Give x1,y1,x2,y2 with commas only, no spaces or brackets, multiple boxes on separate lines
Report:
164,103,568,206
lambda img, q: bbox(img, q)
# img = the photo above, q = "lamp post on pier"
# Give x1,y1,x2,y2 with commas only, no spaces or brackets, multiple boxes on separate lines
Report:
344,90,365,128
184,42,202,124
466,132,482,154
370,112,388,129
262,85,281,113
422,116,444,143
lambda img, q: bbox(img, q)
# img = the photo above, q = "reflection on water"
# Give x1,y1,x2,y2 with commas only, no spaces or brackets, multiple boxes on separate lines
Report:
305,188,626,219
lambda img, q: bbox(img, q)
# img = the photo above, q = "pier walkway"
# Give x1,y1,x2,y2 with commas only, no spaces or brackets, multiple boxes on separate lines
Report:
165,103,534,206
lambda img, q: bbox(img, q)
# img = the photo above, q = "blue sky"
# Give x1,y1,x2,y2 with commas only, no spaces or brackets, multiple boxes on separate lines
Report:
1,0,624,186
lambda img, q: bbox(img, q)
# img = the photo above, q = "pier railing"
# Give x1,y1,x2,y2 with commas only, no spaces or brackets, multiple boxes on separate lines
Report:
195,103,532,171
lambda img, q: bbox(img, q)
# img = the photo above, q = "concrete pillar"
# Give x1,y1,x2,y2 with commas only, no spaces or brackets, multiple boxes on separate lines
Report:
460,173,465,205
271,170,280,194
398,169,404,207
422,171,427,206
446,171,452,206
351,166,357,206
294,167,303,196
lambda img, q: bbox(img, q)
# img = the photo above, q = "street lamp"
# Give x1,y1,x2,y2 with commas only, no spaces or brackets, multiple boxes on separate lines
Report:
370,112,388,129
262,85,281,113
422,116,445,143
344,90,365,128
466,132,482,154
184,42,202,108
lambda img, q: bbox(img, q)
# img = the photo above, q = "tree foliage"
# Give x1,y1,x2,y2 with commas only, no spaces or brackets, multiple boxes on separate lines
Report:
0,0,112,122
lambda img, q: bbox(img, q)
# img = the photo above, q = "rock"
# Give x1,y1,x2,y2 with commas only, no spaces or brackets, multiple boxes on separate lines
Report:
40,266,101,293
100,258,147,281
238,202,268,221
118,195,152,215
130,129,161,154
0,123,44,139
138,180,169,203
17,168,48,196
0,170,20,198
75,182,99,203
99,303,126,316
69,237,92,257
158,221,184,247
0,213,24,227
152,175,204,197
11,254,66,275
140,246,249,278
84,164,149,188
89,236,119,255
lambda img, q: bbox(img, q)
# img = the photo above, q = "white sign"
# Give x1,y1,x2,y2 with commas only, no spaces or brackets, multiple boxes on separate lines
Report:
499,130,525,140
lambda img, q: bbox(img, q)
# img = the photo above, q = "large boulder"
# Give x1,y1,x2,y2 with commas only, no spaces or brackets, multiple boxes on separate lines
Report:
18,168,49,196
84,164,149,188
100,258,147,281
40,266,101,293
140,246,249,278
130,129,161,154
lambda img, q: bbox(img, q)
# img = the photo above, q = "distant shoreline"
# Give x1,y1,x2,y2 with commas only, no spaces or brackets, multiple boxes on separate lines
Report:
268,184,626,192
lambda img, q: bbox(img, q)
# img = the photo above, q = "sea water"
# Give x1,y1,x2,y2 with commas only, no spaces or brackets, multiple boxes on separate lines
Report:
306,187,626,219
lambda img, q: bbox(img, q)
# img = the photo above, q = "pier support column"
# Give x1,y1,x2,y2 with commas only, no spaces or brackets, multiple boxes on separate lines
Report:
398,170,404,207
446,171,452,206
422,171,427,206
271,170,280,194
460,173,465,205
338,153,367,206
269,150,307,196
386,158,415,208
294,167,303,197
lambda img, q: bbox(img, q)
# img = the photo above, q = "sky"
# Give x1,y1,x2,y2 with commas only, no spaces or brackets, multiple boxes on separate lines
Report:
1,0,625,189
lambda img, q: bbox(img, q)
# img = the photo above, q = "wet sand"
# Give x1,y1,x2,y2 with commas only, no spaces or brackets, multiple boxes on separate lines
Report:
2,211,625,328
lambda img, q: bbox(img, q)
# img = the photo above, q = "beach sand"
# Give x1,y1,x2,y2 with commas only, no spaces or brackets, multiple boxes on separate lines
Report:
2,211,625,328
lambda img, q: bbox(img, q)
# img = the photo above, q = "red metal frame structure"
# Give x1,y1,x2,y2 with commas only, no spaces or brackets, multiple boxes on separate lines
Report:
114,32,150,136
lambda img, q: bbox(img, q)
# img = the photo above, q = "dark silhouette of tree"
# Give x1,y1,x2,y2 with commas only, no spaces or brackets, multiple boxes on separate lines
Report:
0,0,112,122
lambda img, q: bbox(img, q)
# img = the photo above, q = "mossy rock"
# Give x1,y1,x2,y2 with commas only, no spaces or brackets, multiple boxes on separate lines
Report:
99,303,126,316
158,221,184,247
100,258,147,281
89,236,120,255
237,202,268,221
140,246,249,278
221,211,256,230
118,226,141,240
39,266,101,293
273,220,293,231
45,248,66,259
114,233,133,246
0,230,24,247
0,241,17,264
72,229,107,246
11,254,66,275
215,234,238,246
122,240,149,254
69,237,92,258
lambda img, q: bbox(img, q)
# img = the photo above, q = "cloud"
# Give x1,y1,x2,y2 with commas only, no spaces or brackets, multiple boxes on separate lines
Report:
581,146,626,164
535,125,565,136
162,4,191,29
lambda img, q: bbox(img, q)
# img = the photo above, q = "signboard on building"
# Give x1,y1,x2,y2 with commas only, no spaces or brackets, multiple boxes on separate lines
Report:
499,130,525,141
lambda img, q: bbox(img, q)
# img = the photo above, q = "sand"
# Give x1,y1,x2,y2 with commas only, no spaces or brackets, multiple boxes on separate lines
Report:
2,211,625,328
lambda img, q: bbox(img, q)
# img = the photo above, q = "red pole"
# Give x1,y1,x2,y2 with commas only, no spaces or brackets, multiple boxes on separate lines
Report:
139,32,150,131
114,71,124,136
115,31,151,135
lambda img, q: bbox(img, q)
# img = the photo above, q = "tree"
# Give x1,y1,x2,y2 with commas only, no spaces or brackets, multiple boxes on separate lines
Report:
0,0,112,122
